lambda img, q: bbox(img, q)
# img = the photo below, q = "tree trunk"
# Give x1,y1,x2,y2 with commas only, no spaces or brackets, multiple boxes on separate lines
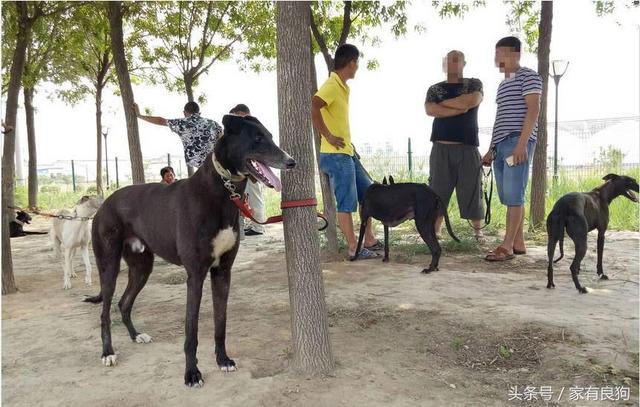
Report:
277,1,334,374
184,74,195,103
185,75,195,177
95,85,104,194
2,2,31,295
310,49,339,259
24,87,37,208
106,1,145,184
530,1,553,229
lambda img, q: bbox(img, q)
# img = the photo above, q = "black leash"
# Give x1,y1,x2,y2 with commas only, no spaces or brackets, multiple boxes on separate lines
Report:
466,165,493,231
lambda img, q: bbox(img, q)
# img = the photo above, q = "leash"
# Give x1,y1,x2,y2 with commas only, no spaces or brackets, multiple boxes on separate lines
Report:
7,205,93,221
214,159,328,232
465,165,493,231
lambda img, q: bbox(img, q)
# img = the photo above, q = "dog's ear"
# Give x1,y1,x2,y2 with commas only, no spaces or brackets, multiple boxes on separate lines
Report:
78,195,90,204
222,114,245,134
602,173,619,181
382,177,388,185
389,175,395,185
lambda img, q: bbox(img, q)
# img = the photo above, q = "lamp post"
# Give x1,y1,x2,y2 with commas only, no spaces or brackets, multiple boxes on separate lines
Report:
550,60,569,186
102,126,109,189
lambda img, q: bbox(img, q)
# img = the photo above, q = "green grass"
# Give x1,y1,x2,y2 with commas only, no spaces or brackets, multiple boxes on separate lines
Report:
17,169,639,235
263,169,639,235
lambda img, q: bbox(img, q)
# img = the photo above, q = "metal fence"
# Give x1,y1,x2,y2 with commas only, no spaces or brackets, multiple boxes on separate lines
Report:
27,116,640,193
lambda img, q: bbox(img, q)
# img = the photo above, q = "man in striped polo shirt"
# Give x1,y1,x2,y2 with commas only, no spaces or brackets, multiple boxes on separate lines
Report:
483,36,542,262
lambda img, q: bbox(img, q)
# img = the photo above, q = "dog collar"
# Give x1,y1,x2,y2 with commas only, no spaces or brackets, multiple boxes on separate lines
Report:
211,155,246,182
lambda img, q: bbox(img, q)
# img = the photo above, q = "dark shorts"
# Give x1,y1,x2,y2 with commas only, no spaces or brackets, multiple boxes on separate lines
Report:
428,143,484,220
493,132,536,206
319,153,372,213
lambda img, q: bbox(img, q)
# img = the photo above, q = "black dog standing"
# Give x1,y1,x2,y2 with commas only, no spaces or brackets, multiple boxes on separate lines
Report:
546,174,639,293
355,177,460,273
85,115,295,387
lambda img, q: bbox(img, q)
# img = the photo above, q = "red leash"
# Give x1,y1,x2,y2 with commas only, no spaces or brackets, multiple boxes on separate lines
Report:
230,195,328,231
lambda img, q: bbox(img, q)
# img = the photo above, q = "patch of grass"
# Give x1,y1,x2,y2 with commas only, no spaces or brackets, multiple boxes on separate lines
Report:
498,344,513,359
451,337,465,351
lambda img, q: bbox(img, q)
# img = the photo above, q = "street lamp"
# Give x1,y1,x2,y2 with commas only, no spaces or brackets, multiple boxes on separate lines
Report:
102,126,109,189
550,60,569,186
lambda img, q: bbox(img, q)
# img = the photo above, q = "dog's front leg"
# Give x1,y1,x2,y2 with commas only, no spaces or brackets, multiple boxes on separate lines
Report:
596,229,608,280
383,225,389,262
63,248,73,289
82,246,92,286
69,247,78,279
210,249,238,373
184,270,206,387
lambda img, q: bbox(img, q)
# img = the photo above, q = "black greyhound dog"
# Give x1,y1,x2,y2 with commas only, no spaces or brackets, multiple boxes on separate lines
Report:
355,177,460,273
84,115,295,387
10,210,47,237
546,174,639,293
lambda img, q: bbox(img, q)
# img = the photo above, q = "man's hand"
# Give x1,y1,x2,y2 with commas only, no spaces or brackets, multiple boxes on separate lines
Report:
132,103,141,118
325,134,346,149
481,150,494,167
511,141,528,166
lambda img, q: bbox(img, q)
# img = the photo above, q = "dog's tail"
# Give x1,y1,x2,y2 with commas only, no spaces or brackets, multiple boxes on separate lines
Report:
547,211,565,263
83,293,103,303
438,196,460,243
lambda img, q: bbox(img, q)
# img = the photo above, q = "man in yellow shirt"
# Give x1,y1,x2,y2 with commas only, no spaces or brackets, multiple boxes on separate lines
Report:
311,44,380,260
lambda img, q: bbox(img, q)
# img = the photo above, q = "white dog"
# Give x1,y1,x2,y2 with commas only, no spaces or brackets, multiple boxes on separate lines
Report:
51,195,102,289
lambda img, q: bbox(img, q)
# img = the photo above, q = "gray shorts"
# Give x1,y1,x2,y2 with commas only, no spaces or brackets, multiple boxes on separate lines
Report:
428,143,484,220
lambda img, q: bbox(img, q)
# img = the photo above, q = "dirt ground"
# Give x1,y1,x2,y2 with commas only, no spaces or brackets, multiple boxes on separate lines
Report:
2,216,639,407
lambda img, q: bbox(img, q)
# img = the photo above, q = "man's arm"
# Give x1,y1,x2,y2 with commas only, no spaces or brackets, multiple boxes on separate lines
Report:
133,103,168,126
425,102,467,118
511,93,541,165
311,96,345,149
439,91,483,110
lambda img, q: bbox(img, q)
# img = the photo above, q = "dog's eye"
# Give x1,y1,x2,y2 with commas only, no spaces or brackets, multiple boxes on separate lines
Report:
254,134,263,143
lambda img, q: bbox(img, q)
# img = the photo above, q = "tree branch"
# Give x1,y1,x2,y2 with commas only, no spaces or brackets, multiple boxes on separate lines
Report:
338,1,353,46
310,9,333,71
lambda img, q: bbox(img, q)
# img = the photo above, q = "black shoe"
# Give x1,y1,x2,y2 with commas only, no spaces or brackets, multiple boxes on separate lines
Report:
244,229,263,236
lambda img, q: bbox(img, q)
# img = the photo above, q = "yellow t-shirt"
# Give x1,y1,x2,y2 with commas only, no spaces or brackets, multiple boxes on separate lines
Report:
315,72,354,156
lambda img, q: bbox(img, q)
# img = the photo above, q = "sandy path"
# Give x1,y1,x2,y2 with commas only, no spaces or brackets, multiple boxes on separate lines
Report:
2,217,638,406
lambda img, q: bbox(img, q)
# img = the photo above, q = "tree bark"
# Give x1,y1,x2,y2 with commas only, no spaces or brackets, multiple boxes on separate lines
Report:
277,1,334,374
95,84,104,194
106,1,144,184
24,87,37,208
530,1,553,229
310,48,339,259
2,2,32,295
184,74,195,103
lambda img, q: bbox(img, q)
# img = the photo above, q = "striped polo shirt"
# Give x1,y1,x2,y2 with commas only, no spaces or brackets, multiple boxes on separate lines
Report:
491,67,543,146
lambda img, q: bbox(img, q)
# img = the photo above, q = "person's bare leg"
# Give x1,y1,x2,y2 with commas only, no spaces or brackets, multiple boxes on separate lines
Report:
501,205,523,252
471,219,483,238
513,207,526,251
361,204,377,247
337,212,358,255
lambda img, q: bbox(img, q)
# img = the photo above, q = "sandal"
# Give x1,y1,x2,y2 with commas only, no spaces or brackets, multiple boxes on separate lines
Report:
485,246,514,262
365,240,383,251
349,248,380,261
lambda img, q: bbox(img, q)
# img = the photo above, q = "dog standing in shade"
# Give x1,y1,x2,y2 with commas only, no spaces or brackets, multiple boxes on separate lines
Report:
51,195,102,289
355,176,460,273
546,174,639,293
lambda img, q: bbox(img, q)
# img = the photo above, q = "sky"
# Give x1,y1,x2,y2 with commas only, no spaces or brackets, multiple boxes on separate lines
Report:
5,0,640,180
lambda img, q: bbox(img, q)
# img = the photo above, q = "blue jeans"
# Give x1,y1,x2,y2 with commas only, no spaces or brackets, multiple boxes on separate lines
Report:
319,153,372,213
493,133,536,206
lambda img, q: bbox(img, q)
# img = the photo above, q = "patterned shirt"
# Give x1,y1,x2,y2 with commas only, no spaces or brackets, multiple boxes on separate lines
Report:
167,113,223,168
492,67,542,146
